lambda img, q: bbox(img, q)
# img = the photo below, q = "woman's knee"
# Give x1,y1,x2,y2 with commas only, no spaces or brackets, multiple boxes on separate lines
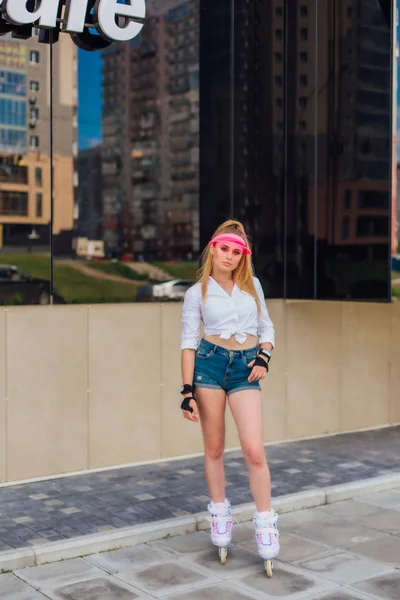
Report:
205,445,225,461
243,446,267,468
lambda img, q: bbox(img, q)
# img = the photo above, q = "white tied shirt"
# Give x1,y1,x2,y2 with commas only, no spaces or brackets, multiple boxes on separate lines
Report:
181,276,275,350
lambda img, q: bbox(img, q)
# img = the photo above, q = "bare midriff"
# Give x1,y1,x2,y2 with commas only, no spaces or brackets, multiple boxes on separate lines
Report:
203,333,258,351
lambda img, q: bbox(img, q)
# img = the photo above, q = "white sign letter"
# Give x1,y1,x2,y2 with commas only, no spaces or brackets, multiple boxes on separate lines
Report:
64,0,90,33
3,0,59,28
95,0,145,42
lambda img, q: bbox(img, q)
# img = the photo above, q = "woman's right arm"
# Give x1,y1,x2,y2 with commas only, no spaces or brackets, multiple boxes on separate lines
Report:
181,349,198,421
180,287,201,422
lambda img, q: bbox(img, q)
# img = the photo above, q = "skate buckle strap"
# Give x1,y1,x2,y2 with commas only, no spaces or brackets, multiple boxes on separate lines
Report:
208,515,232,524
256,526,279,536
208,514,239,525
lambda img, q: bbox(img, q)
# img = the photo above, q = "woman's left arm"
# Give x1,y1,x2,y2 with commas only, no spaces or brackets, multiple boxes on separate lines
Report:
247,279,275,382
255,278,275,351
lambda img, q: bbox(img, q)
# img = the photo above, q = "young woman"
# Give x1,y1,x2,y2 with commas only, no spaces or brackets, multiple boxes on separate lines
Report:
180,219,279,575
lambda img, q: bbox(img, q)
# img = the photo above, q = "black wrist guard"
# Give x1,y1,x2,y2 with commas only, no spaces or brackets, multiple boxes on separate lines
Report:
180,384,193,395
258,348,271,362
180,395,197,413
254,356,269,372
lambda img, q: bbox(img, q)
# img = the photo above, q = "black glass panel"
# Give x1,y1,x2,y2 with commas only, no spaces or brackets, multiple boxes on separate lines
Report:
200,0,393,301
316,0,392,301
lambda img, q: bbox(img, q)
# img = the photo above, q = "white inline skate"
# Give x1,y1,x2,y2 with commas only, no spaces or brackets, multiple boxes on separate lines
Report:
253,509,280,577
207,499,232,564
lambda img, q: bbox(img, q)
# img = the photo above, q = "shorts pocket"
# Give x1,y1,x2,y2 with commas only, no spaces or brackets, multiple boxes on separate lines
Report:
196,345,216,360
241,350,257,367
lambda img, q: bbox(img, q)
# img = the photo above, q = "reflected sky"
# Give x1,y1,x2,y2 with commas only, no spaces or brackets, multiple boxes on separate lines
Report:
78,49,101,150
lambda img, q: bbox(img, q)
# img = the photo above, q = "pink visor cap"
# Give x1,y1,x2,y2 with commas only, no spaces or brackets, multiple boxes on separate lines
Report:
209,233,252,255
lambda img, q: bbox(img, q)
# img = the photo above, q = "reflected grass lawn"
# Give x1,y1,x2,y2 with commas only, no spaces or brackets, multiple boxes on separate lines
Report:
89,261,149,281
0,253,52,279
0,253,137,304
154,261,198,280
53,266,137,303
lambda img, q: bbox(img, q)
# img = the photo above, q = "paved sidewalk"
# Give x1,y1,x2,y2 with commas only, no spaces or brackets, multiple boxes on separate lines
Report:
0,427,399,553
2,486,400,599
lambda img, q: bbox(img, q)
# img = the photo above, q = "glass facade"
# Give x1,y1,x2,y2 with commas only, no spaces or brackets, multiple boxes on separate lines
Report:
0,0,396,306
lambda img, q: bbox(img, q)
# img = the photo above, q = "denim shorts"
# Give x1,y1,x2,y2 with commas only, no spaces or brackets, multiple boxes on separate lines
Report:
194,339,261,395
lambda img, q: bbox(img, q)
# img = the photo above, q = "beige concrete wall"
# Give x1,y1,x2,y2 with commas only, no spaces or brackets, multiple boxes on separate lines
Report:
0,300,399,483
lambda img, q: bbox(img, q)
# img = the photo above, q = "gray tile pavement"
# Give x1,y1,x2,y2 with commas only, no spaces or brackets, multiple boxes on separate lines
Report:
0,426,398,553
2,488,400,599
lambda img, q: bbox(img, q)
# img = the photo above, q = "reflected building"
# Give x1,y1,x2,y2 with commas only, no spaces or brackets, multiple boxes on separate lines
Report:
201,0,395,300
77,145,103,241
0,33,77,251
101,0,199,259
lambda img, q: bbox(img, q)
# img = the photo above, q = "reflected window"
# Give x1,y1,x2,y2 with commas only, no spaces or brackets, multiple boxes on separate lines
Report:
357,216,388,238
29,50,40,65
276,98,283,108
35,167,42,186
275,29,283,41
342,217,350,240
344,190,351,210
299,96,307,108
0,190,28,216
300,52,308,62
30,135,39,149
300,6,308,17
300,75,308,87
36,193,42,217
358,190,389,209
30,107,39,121
275,75,283,87
0,71,26,96
276,7,283,17
300,28,308,40
30,81,40,92
0,99,26,127
275,52,282,63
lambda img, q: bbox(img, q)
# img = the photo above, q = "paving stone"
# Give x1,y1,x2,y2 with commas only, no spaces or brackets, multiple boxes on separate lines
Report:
84,544,170,574
347,533,400,568
150,531,211,556
246,532,332,564
297,550,391,584
0,573,43,598
310,590,383,600
15,558,105,590
184,545,260,578
353,509,400,534
351,570,400,600
313,499,380,519
42,576,152,600
162,581,267,600
357,489,400,509
281,514,387,547
115,560,216,596
232,561,336,599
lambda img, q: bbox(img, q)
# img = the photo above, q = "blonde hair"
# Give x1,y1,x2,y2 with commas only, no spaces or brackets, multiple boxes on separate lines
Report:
197,219,260,311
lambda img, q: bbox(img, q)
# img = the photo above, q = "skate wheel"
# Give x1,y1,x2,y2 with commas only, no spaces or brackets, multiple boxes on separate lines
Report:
265,559,273,577
218,546,227,565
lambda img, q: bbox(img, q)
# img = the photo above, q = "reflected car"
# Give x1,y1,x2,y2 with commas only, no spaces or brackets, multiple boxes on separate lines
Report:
135,279,194,302
152,279,194,301
0,265,66,305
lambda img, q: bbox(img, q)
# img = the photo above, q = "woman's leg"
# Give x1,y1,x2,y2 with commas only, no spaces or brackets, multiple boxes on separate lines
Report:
227,389,271,512
196,386,227,503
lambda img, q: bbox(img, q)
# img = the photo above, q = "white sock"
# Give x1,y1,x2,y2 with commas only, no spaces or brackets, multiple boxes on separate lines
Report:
256,509,274,518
